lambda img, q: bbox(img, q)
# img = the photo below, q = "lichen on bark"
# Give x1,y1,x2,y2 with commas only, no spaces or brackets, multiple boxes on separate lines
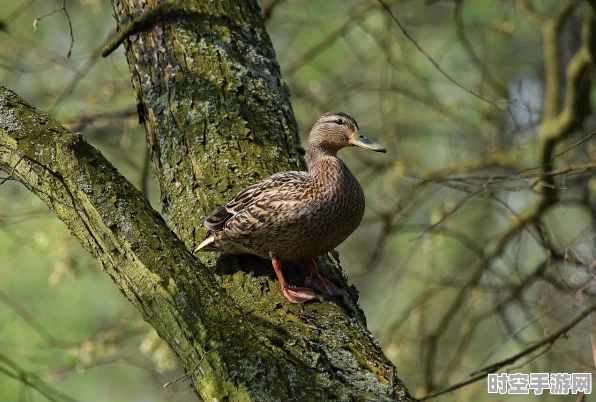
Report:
111,0,305,246
0,0,414,399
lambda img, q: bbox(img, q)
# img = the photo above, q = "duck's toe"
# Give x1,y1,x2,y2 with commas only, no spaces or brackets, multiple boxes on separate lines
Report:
282,286,317,303
305,274,342,297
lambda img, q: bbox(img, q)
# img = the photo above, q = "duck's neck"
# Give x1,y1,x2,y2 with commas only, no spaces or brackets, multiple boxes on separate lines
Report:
307,144,348,184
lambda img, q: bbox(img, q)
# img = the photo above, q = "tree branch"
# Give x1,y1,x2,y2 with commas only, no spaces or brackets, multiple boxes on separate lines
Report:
542,0,578,120
101,0,179,57
418,299,596,401
0,82,410,401
540,3,595,197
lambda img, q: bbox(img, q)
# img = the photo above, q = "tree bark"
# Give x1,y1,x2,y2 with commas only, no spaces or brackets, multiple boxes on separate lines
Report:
0,0,412,400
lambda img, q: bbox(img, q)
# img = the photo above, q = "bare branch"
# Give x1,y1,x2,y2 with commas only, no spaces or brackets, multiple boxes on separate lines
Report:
418,300,596,401
557,128,596,157
379,0,508,107
101,1,179,57
33,0,74,58
0,76,410,402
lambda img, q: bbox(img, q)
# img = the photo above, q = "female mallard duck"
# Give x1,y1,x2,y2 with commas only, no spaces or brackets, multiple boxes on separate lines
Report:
194,112,386,303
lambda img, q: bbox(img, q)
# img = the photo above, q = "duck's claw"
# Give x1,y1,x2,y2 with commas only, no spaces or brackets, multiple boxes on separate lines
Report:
282,286,317,303
304,258,343,297
305,273,342,297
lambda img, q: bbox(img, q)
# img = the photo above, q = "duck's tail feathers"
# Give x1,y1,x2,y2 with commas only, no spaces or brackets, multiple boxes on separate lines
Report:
194,234,215,253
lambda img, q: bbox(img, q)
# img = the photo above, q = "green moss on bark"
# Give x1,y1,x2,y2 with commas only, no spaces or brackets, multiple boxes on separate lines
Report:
0,0,414,399
108,0,411,399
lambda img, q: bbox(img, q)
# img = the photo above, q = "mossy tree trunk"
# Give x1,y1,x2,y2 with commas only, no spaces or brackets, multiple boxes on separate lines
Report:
0,0,412,400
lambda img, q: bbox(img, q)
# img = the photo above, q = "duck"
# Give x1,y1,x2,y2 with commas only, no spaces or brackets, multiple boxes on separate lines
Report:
194,112,386,303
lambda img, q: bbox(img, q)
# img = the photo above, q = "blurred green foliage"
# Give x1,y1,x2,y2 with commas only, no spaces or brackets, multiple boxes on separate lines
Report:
1,0,595,401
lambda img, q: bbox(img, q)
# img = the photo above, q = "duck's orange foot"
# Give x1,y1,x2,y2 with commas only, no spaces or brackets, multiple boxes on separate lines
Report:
282,286,317,303
305,272,342,296
305,258,342,297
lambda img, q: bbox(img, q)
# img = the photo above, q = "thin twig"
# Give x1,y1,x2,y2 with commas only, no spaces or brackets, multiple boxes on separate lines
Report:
33,0,74,58
378,0,509,108
0,155,24,186
0,287,72,347
284,1,380,76
0,353,79,402
64,106,137,132
409,190,478,241
417,300,596,401
163,343,220,388
261,0,288,22
101,1,178,57
453,0,507,97
5,0,38,26
557,129,596,157
474,281,596,373
51,28,117,110
475,300,596,375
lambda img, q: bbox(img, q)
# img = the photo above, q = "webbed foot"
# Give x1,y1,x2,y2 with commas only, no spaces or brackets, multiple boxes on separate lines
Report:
272,257,318,303
305,258,342,297
282,286,317,303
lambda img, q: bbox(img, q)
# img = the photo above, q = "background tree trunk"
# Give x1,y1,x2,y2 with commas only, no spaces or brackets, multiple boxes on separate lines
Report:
0,0,411,400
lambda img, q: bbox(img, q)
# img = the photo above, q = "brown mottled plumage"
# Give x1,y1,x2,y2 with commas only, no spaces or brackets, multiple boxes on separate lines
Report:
195,112,386,303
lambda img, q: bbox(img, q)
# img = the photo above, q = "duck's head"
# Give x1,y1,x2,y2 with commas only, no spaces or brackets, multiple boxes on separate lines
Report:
308,112,386,155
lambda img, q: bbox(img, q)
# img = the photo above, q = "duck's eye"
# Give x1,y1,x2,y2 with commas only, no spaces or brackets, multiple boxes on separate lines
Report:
335,119,343,125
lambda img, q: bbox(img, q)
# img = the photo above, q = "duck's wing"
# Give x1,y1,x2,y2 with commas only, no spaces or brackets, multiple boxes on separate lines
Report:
203,171,308,235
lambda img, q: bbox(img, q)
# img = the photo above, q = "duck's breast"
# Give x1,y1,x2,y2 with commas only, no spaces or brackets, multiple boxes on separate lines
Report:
266,159,364,260
307,161,365,252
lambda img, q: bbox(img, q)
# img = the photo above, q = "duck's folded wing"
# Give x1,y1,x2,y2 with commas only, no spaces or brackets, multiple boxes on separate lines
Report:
203,171,307,233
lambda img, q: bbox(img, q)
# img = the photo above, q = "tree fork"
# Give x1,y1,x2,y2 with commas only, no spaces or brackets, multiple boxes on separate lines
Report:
0,0,412,400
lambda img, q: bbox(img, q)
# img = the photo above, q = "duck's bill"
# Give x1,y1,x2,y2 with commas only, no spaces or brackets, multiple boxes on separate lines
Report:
349,134,387,153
